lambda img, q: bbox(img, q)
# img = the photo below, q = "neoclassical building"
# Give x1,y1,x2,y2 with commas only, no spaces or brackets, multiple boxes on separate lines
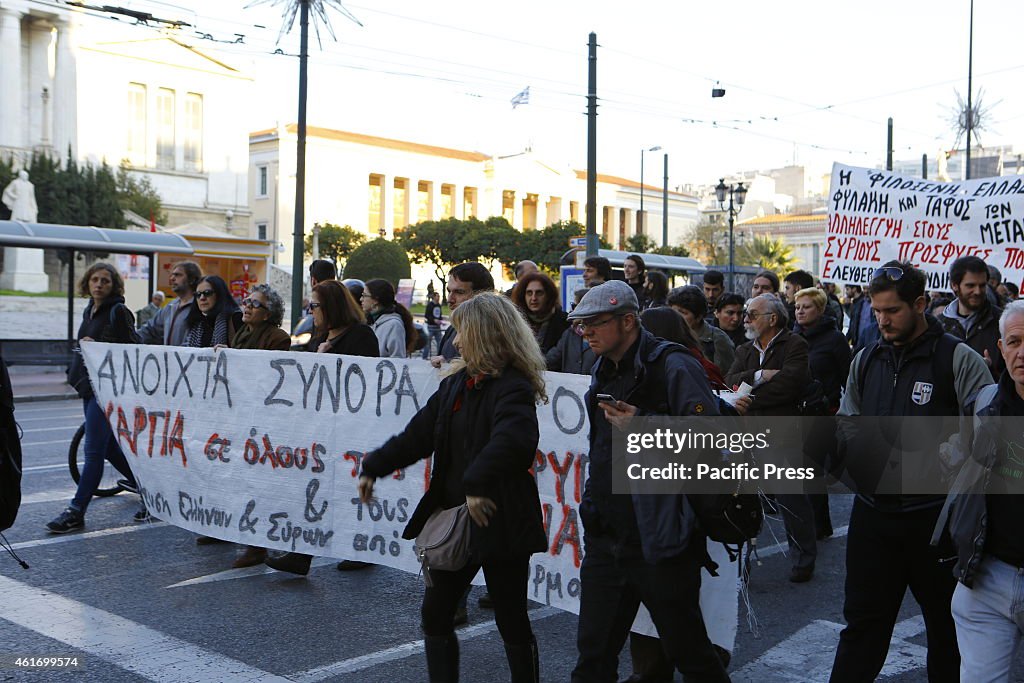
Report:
249,124,701,267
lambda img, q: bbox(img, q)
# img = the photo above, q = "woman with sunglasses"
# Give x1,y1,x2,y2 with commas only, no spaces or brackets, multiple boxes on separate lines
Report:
264,279,380,576
226,283,291,568
359,293,548,682
182,275,241,546
183,276,242,350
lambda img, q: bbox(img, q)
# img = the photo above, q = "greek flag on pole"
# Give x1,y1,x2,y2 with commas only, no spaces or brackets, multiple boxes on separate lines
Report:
511,86,530,108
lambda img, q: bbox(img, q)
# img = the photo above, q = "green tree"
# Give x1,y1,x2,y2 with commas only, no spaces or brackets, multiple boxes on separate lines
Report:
0,155,14,219
27,152,62,224
738,234,796,273
117,161,167,225
342,238,411,285
304,222,366,267
652,243,691,257
395,217,470,291
685,221,727,265
623,233,658,254
90,161,124,229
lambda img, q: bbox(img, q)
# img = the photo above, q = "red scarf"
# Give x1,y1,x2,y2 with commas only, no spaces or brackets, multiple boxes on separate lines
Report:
452,373,489,413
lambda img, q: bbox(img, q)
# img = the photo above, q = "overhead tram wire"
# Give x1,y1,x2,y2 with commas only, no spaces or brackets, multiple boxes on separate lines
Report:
39,0,937,157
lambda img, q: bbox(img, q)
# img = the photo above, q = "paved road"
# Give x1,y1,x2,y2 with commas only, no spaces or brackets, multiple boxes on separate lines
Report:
3,398,1021,682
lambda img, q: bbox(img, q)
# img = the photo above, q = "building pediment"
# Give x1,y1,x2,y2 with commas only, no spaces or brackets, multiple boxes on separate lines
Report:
80,37,250,80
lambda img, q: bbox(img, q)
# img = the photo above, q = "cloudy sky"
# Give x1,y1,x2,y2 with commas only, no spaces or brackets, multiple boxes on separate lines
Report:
77,0,1024,188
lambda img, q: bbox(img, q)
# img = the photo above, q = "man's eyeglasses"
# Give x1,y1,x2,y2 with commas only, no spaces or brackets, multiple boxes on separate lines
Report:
743,310,772,320
196,289,215,299
241,298,266,309
872,266,904,281
572,316,619,333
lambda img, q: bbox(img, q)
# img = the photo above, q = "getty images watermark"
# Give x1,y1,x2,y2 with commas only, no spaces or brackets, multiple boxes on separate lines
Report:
610,415,1020,497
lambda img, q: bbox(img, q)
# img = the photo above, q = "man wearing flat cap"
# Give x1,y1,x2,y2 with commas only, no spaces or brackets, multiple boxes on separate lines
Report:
569,281,730,682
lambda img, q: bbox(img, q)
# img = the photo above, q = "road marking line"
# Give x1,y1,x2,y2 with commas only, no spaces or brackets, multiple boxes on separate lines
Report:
166,557,339,588
14,414,80,423
0,574,289,683
21,425,79,433
733,615,926,680
20,488,78,505
10,522,166,550
291,606,562,682
20,438,74,447
754,524,849,560
23,463,68,472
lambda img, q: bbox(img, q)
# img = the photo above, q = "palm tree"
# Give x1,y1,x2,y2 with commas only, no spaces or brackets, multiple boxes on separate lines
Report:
737,234,795,273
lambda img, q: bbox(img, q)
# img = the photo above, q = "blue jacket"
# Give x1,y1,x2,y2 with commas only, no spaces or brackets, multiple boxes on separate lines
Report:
581,328,720,564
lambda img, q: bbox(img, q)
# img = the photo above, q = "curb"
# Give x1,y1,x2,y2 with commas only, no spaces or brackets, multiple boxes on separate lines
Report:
14,392,78,404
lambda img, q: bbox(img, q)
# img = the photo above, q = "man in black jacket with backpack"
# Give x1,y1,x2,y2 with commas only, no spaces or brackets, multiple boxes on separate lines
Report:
829,261,991,682
568,281,730,683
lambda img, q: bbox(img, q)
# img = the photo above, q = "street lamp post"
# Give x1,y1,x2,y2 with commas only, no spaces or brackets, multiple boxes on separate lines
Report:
715,178,748,292
639,145,661,236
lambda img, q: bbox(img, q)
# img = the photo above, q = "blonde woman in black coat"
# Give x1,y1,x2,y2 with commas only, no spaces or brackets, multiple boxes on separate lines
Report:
358,292,548,683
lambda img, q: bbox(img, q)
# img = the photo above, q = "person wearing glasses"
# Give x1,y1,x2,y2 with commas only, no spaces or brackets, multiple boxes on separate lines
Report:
829,261,990,682
183,276,242,350
725,293,817,584
358,293,548,683
221,284,291,568
567,281,730,683
265,279,379,576
181,275,241,545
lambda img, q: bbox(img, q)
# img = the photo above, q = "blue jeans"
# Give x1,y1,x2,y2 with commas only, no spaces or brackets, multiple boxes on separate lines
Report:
952,556,1024,683
422,325,443,359
71,398,135,513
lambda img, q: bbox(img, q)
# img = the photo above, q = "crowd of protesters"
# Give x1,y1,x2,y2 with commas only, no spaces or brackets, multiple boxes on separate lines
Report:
37,246,1024,682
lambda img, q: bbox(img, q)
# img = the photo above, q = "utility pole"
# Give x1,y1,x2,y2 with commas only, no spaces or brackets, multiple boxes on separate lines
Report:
290,0,310,328
585,32,598,257
966,0,975,179
661,153,668,248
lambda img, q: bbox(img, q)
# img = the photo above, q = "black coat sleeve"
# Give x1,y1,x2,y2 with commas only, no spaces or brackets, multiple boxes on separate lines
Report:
462,381,540,496
360,382,444,478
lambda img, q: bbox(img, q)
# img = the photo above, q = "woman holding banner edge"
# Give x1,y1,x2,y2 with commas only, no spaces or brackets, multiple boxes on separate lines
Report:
358,292,548,683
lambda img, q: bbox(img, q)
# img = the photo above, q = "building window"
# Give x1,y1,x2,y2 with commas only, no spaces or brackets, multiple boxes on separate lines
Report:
393,178,408,231
257,222,267,240
184,93,203,172
368,174,382,234
156,88,175,170
463,187,477,218
502,190,515,224
570,201,579,222
257,166,268,198
440,184,454,218
126,83,147,167
417,181,430,222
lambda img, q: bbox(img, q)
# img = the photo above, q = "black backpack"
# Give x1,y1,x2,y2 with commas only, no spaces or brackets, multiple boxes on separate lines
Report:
0,358,21,534
630,342,765,549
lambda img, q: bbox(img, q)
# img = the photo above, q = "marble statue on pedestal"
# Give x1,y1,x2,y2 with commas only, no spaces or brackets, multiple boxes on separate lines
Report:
2,170,39,223
1,170,48,292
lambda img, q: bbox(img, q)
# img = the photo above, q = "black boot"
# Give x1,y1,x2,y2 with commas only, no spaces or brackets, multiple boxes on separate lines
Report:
503,636,539,683
424,634,459,683
264,552,313,575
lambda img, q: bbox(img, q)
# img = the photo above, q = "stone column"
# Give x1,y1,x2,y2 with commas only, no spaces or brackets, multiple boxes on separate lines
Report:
452,184,464,219
511,191,523,229
405,177,419,228
52,16,78,158
380,173,393,238
0,7,24,150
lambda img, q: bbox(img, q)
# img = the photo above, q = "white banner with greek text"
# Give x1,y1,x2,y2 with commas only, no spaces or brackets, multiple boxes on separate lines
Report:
824,162,1024,290
81,342,738,648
